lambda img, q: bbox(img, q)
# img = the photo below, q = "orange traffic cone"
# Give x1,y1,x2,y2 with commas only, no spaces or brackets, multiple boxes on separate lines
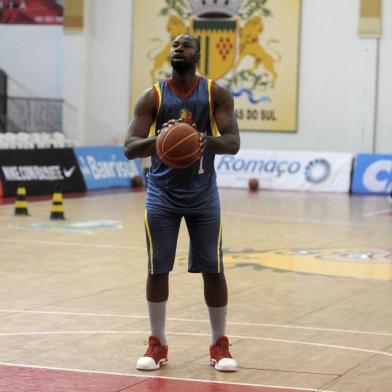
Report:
50,187,65,220
14,186,29,216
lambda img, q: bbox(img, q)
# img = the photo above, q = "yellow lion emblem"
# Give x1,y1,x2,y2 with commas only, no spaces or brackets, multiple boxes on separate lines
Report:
148,15,188,82
148,14,280,85
235,16,280,83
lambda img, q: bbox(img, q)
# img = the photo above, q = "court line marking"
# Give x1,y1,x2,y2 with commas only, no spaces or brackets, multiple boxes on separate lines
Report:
363,208,392,218
1,309,392,337
0,238,148,251
0,330,392,359
0,362,334,392
224,211,390,227
0,192,140,206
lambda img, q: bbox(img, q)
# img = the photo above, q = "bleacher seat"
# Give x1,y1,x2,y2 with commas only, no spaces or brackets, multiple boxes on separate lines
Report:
0,134,9,149
31,132,52,148
3,132,17,149
51,131,67,148
0,131,75,149
16,132,35,149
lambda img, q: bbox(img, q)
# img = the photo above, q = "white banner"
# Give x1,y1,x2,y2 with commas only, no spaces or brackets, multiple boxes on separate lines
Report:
215,149,353,193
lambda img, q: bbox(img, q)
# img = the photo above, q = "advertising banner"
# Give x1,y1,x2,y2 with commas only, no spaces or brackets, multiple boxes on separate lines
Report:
0,69,6,131
0,148,85,196
351,154,392,195
74,146,143,190
215,149,353,193
0,0,63,25
131,0,301,132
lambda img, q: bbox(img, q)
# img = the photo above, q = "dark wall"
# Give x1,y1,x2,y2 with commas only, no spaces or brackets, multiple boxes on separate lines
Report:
0,69,7,131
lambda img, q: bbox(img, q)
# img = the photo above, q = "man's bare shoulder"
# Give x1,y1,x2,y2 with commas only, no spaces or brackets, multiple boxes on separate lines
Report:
134,87,158,115
212,81,233,103
137,87,157,105
212,81,234,107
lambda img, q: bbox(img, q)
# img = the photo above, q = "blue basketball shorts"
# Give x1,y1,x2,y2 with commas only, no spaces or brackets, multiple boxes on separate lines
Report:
144,208,223,274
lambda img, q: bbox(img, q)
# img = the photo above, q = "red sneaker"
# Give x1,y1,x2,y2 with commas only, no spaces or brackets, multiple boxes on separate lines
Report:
210,336,238,372
136,336,168,370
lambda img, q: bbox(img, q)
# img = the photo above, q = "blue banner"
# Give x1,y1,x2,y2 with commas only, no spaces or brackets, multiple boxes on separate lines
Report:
351,154,392,195
74,146,143,190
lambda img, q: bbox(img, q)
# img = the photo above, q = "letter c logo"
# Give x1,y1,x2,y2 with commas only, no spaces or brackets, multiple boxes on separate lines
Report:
363,160,392,192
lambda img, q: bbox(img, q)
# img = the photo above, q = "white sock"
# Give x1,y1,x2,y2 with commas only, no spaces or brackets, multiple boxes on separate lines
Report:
207,305,227,345
148,301,167,346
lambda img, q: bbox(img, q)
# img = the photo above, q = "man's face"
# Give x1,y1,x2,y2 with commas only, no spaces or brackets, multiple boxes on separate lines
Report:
170,35,198,71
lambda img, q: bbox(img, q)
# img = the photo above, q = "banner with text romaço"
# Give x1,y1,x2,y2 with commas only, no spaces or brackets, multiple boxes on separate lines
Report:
131,0,301,132
215,149,353,193
0,0,63,25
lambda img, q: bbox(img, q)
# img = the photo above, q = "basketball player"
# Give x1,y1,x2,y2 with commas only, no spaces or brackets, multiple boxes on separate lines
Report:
124,34,240,372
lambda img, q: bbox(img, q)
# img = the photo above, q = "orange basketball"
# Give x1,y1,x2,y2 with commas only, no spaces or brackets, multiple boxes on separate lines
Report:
156,122,201,169
248,178,259,192
132,175,144,188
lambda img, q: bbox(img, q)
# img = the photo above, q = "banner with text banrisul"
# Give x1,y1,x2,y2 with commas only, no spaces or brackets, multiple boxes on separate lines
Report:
74,146,143,190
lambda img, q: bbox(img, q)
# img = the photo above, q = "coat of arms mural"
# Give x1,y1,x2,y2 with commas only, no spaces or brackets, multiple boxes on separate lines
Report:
131,0,301,132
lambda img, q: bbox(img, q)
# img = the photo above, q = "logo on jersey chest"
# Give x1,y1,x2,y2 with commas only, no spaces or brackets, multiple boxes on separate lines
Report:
179,108,193,123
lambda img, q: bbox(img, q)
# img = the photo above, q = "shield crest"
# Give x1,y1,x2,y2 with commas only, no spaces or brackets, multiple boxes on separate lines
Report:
192,18,237,80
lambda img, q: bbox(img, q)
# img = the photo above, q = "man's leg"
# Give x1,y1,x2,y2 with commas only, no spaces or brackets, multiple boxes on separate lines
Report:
136,274,171,371
146,272,169,345
202,272,228,344
136,209,181,370
185,211,237,371
203,272,237,371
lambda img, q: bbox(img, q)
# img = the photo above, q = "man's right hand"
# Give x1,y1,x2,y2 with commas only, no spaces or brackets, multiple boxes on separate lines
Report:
157,119,180,135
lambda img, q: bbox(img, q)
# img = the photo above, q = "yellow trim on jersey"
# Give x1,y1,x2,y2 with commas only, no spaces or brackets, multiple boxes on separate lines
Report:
144,209,154,273
208,79,220,137
217,217,222,273
149,82,162,137
149,122,157,137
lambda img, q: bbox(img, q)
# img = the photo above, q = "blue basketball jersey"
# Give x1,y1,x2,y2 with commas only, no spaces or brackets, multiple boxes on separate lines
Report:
146,76,220,213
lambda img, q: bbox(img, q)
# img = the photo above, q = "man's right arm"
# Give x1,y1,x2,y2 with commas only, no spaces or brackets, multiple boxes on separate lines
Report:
124,88,157,160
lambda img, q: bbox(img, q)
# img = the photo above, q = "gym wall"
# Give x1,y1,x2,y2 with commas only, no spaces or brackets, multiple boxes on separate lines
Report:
0,0,391,153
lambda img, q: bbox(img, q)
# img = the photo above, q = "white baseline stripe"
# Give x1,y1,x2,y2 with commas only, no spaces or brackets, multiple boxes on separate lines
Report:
0,330,391,359
0,362,334,392
1,309,392,337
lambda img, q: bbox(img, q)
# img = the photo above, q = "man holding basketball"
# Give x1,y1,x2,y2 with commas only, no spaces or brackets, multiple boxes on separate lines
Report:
124,34,240,372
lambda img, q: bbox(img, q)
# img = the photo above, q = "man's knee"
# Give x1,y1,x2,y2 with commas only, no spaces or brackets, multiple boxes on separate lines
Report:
202,272,228,307
147,272,169,302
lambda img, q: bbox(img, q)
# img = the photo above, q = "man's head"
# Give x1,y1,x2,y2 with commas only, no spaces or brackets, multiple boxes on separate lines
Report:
170,34,200,72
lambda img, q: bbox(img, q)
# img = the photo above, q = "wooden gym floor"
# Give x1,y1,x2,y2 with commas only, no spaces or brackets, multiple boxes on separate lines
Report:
0,188,392,391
